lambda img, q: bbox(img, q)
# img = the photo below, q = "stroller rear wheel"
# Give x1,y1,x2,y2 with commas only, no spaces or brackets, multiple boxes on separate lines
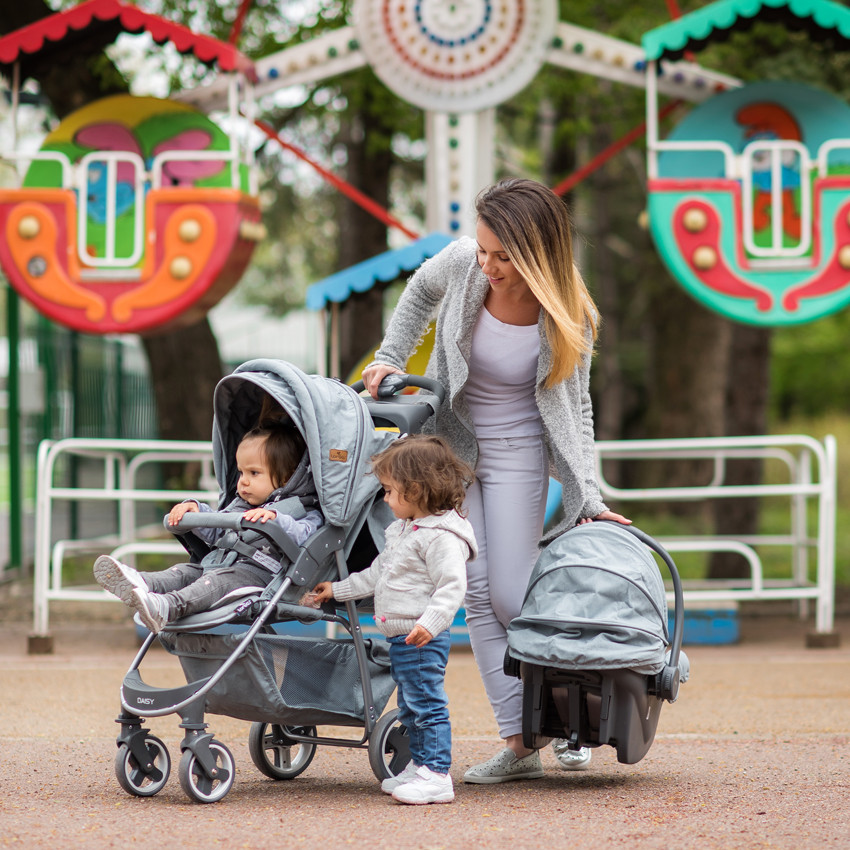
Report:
178,740,235,803
368,708,411,781
114,736,170,797
248,723,316,780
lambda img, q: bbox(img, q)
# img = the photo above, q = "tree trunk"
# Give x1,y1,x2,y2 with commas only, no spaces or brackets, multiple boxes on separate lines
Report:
708,324,772,579
644,285,732,521
5,0,225,444
580,97,625,446
141,321,222,441
335,112,392,380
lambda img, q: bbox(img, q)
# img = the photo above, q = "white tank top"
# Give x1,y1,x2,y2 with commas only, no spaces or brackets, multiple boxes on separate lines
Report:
465,307,543,437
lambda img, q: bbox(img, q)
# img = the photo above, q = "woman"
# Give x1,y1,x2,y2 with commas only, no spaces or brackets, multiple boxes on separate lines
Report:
363,178,630,783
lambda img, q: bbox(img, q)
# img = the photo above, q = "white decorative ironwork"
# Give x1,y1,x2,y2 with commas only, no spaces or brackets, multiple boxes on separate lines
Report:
352,0,557,113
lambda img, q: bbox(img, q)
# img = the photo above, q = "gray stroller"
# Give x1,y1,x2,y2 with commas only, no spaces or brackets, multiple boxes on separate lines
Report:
505,521,688,765
112,360,444,803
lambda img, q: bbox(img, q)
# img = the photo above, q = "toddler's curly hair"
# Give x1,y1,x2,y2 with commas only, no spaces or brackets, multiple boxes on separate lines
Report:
370,434,474,515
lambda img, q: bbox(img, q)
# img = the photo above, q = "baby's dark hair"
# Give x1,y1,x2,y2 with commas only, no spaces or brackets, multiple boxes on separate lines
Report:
370,435,473,515
240,422,305,489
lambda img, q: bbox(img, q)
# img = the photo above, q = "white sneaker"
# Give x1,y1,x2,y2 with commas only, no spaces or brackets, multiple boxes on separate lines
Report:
130,587,170,635
552,740,592,770
94,555,148,606
391,765,454,805
380,761,419,795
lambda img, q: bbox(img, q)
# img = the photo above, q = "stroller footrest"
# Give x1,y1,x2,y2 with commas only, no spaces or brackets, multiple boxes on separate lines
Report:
122,668,210,713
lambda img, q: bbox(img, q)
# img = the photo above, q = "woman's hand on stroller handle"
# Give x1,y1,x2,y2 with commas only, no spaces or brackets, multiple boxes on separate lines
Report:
579,510,632,526
354,368,447,404
360,364,404,399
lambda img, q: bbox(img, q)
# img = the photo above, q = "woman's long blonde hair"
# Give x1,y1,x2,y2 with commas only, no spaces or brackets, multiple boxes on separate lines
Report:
475,178,598,387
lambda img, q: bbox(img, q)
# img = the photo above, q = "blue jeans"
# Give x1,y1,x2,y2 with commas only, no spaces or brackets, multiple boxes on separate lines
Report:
388,630,452,774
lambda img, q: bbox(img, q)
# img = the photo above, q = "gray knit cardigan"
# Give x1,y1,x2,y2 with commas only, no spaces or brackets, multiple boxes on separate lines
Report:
372,236,609,544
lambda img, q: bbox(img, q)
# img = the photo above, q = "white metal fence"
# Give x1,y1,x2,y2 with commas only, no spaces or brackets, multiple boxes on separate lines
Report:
33,438,217,636
596,434,837,634
32,434,838,638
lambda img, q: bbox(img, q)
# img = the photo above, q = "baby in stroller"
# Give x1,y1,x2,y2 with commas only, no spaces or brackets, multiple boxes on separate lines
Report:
94,415,323,633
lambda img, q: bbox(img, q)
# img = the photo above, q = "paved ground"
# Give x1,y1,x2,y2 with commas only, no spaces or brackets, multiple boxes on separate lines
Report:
1,602,848,849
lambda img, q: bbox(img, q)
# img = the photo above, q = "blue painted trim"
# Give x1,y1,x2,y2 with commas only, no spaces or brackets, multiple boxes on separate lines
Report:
305,233,453,310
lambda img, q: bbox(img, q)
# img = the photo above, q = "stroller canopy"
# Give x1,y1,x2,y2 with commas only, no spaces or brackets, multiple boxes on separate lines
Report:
212,360,396,530
507,522,670,675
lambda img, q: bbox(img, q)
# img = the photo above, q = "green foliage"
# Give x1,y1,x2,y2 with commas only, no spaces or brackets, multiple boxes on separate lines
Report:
770,312,850,419
619,410,850,588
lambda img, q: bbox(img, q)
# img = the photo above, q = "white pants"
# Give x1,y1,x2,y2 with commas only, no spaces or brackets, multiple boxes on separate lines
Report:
463,434,549,739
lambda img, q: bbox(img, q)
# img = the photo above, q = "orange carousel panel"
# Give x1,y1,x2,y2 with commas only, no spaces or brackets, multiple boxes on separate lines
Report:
0,187,262,334
0,191,106,323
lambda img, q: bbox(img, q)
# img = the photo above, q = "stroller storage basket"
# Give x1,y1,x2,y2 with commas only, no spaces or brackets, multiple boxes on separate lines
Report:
161,632,395,728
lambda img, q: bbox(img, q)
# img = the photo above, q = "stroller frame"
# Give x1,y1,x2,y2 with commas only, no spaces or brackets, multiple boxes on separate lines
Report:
111,365,445,804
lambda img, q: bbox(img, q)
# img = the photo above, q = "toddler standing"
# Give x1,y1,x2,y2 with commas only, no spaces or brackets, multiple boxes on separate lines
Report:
312,435,477,805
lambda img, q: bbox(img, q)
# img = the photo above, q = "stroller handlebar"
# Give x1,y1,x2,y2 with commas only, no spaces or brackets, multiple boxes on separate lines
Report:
164,510,304,566
351,374,446,434
351,373,446,405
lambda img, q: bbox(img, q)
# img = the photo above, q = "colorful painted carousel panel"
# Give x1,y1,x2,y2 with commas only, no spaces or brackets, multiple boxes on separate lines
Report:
0,94,261,335
648,81,850,325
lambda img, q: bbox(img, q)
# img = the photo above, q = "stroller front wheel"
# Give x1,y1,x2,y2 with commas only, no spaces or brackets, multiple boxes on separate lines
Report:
178,740,235,804
114,737,171,797
368,708,411,781
248,723,316,780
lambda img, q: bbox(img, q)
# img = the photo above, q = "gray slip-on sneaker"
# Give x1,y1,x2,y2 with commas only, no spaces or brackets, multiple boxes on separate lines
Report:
463,747,544,784
552,740,592,770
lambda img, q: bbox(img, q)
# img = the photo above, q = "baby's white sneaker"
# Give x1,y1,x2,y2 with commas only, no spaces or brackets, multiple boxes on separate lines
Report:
380,761,419,795
94,555,148,605
391,765,454,805
130,587,170,634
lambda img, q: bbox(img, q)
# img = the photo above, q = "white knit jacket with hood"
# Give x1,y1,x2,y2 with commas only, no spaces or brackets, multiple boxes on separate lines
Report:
330,509,477,639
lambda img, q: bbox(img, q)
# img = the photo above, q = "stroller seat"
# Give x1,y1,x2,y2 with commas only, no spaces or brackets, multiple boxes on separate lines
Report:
161,514,348,633
505,521,687,765
133,589,263,634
